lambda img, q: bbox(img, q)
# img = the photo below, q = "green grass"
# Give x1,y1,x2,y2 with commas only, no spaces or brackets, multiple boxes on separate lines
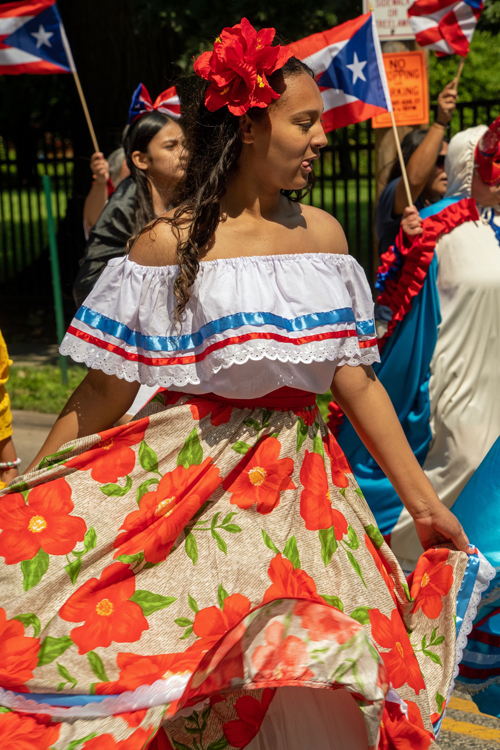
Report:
9,365,86,414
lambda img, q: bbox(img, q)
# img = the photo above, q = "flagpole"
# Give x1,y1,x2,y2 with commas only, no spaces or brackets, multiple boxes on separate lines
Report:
390,111,413,207
455,58,465,87
59,22,99,153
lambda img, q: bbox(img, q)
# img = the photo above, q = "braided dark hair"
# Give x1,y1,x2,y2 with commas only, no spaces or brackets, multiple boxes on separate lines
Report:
123,110,181,235
146,56,314,321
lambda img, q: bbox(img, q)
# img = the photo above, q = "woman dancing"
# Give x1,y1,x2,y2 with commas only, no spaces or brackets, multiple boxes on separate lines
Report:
0,20,493,750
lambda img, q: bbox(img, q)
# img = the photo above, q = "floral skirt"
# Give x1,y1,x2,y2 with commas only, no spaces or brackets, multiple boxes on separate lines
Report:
0,388,494,750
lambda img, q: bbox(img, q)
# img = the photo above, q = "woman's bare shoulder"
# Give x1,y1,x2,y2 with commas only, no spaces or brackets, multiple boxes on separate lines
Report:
299,203,349,255
128,211,189,267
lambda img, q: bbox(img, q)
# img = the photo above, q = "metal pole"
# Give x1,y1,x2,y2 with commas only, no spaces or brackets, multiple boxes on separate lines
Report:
42,174,68,385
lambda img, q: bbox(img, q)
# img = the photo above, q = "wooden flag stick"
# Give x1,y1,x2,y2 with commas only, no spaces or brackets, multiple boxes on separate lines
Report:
59,21,99,153
390,110,413,207
455,58,465,87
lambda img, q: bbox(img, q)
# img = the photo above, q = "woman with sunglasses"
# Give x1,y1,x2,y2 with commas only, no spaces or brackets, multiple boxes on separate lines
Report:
376,79,457,258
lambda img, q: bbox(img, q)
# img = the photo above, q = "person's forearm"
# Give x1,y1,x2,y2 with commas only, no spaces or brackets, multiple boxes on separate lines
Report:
331,365,439,517
83,182,109,231
27,372,139,472
393,123,446,214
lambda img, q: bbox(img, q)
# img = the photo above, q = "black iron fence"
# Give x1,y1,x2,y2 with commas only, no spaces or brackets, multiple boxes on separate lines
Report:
0,133,74,285
0,98,499,290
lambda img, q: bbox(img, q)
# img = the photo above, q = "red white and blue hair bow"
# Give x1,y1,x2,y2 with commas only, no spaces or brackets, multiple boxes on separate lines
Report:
127,84,181,124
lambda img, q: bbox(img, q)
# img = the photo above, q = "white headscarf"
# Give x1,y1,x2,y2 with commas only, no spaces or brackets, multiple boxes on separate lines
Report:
444,124,487,199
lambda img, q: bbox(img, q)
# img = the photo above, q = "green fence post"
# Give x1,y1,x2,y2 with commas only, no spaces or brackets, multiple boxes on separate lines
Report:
42,174,68,386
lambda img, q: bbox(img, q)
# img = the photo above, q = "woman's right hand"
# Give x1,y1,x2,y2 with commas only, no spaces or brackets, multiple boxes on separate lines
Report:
411,501,472,554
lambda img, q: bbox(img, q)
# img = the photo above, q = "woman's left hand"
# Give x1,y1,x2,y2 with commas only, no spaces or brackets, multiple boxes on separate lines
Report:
412,502,472,553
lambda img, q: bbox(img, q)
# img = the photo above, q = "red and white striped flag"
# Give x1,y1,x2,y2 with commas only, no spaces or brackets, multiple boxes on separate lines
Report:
407,0,483,57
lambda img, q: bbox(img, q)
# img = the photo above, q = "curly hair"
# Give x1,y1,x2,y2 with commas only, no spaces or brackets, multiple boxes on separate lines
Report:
145,56,315,321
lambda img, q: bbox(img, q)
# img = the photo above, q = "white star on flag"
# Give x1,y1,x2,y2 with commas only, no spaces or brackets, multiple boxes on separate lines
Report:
31,25,54,49
346,52,367,85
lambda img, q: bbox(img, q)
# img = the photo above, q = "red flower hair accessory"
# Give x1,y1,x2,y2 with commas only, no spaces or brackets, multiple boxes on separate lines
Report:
194,18,293,116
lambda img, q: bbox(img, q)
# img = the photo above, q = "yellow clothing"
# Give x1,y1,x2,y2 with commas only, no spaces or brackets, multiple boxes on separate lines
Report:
0,330,13,441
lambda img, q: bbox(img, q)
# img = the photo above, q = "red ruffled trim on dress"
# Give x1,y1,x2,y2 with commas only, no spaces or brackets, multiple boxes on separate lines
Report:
377,197,479,350
326,198,479,434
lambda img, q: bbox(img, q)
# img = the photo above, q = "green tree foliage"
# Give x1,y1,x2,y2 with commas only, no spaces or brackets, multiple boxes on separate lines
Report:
429,31,500,102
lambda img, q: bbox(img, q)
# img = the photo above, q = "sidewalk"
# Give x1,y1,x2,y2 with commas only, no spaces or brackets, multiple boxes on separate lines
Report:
12,409,55,470
8,343,61,368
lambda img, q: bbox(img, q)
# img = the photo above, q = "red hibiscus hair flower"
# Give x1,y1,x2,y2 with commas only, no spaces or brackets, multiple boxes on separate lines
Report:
59,562,149,654
66,420,148,484
188,397,232,426
409,548,454,620
113,458,221,563
0,607,39,692
379,699,433,750
83,726,156,750
263,554,322,604
293,601,361,644
0,711,60,750
369,608,425,694
299,450,349,533
251,621,315,683
365,534,398,607
223,689,275,748
96,650,200,694
223,436,295,515
194,18,293,116
323,432,351,488
0,478,86,565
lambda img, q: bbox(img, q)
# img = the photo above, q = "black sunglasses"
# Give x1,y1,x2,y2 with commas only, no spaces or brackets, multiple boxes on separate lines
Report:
436,154,446,169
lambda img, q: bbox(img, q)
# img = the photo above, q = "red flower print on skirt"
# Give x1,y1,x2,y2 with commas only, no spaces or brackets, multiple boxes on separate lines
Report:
113,458,222,564
66,420,148,484
192,593,252,653
293,601,361,644
299,450,349,533
96,651,200,694
0,478,86,565
263,554,322,604
323,432,351,488
0,711,60,750
223,436,295,515
59,562,149,654
251,621,315,683
369,608,425,694
0,607,39,692
409,548,454,619
365,534,398,607
188,396,233,426
379,699,433,750
148,728,174,750
82,726,156,750
223,689,275,748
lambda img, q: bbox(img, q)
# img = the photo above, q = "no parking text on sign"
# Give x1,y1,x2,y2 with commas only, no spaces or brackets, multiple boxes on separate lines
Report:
372,50,429,128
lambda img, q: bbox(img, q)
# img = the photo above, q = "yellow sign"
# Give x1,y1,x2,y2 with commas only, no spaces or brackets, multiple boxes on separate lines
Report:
372,51,429,129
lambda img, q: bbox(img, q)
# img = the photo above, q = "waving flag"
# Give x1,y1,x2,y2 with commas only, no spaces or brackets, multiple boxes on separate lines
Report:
408,0,484,57
0,0,74,75
288,13,392,132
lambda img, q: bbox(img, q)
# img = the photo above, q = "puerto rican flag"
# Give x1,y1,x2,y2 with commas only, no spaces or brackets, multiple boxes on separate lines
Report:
0,0,74,75
407,0,484,57
288,13,392,132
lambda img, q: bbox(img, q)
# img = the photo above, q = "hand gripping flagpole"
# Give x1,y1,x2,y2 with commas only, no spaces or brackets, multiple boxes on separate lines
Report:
371,13,413,207
59,21,99,153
